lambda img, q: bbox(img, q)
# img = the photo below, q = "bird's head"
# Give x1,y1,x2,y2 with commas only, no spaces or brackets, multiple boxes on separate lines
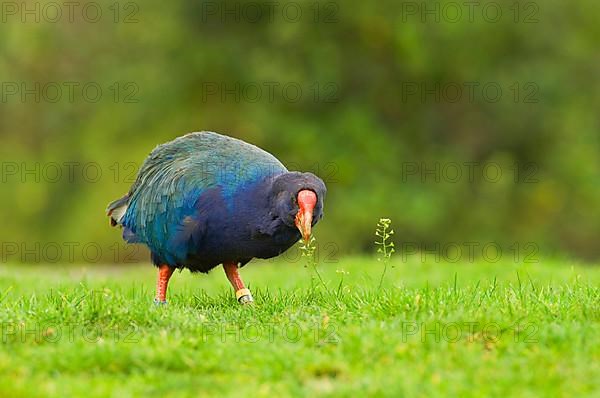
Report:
271,172,326,242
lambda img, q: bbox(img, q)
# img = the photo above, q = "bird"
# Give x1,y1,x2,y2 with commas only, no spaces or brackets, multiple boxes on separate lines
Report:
106,131,326,305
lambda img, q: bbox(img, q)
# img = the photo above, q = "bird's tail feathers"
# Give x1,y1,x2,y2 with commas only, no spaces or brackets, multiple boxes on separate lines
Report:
106,194,129,226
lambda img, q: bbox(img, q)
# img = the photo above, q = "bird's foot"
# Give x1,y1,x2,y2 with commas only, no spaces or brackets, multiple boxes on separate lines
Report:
154,298,168,305
235,288,254,305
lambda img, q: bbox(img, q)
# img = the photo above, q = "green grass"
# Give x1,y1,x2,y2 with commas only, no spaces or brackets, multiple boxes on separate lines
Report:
0,257,599,397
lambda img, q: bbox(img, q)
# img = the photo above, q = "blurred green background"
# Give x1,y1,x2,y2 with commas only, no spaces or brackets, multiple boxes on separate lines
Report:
0,0,598,263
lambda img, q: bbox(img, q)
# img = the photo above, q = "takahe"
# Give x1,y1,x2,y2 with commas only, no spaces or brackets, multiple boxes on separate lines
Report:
106,131,326,304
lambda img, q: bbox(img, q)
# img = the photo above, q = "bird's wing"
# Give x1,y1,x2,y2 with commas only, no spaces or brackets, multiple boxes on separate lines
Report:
120,132,287,265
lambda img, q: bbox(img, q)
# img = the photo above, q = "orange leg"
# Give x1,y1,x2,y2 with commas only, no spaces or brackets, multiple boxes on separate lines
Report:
223,262,253,304
155,264,175,304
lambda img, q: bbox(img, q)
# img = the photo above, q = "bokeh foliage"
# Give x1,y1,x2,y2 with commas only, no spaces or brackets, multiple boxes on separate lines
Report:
0,0,599,262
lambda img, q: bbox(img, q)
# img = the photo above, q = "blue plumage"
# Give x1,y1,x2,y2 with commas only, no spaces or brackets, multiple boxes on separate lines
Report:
107,132,326,273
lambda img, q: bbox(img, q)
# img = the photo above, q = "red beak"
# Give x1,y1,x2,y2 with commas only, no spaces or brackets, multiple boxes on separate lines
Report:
295,190,317,242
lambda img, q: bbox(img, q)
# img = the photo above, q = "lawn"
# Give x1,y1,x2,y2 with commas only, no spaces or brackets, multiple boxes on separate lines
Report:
0,256,598,397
